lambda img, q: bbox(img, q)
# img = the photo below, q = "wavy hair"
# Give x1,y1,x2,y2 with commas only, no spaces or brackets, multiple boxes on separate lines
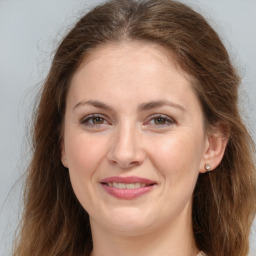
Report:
14,0,256,255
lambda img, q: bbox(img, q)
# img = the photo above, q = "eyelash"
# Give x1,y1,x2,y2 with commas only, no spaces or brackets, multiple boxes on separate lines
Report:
80,114,175,129
145,114,175,128
80,114,110,127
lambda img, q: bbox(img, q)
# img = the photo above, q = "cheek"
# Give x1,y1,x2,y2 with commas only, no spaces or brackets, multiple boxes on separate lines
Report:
64,132,108,182
148,132,204,182
64,133,108,209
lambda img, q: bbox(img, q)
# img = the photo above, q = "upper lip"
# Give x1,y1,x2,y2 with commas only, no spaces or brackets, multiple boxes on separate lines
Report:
100,176,156,185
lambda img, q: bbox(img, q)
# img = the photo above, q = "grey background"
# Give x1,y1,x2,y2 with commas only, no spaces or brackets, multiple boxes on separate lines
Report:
0,0,255,255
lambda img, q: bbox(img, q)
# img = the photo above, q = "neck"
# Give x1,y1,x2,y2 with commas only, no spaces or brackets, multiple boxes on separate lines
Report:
90,204,199,256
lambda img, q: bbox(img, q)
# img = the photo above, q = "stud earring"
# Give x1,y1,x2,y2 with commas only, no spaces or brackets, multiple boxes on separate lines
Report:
204,163,211,172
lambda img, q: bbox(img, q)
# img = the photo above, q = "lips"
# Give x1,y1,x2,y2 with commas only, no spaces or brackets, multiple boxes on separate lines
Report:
106,182,147,189
100,176,156,199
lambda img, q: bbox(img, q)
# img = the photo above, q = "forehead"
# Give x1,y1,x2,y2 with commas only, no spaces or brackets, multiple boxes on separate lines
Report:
77,41,184,76
71,42,190,88
67,41,200,113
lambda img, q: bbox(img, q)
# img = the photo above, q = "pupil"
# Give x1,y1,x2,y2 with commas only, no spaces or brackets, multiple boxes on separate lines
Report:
93,117,103,124
156,118,165,124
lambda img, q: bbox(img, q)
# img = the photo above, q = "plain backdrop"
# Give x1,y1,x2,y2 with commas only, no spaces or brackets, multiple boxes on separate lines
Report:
0,0,255,255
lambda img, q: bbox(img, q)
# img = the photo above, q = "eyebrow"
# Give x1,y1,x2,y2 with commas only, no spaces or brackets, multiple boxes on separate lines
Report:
138,100,185,112
73,100,113,111
73,100,185,112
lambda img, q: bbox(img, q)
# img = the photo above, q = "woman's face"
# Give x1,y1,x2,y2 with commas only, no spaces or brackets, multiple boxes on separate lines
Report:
62,42,209,235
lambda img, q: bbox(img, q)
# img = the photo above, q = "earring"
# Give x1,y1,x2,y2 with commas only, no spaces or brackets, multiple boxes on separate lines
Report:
204,163,211,172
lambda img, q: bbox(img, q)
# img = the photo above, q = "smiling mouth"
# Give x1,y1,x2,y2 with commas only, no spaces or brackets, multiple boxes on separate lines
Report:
102,182,154,189
100,176,156,199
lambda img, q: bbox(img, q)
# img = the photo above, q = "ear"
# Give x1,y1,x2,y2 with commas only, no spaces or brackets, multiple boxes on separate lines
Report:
199,122,229,173
61,141,69,168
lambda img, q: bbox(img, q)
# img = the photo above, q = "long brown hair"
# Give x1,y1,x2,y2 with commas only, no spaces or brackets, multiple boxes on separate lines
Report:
14,0,256,255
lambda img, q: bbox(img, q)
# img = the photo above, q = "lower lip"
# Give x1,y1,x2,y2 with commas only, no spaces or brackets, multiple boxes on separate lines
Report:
101,184,155,199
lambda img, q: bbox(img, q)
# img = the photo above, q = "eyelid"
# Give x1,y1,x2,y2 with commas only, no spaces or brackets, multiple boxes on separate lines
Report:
79,113,175,129
144,114,176,127
80,113,111,126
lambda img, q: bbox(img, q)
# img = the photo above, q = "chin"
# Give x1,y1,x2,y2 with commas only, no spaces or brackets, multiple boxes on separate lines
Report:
94,206,156,235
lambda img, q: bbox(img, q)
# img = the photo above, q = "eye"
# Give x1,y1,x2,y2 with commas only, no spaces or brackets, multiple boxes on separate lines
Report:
90,116,105,124
145,114,175,128
153,117,169,125
80,114,110,127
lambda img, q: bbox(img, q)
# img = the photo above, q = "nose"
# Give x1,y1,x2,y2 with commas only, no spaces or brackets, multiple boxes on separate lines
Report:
107,123,146,169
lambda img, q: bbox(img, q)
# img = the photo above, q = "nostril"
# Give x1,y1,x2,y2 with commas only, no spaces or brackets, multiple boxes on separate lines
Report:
109,159,117,165
108,158,142,169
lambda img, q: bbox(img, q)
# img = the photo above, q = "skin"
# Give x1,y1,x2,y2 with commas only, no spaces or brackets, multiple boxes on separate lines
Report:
62,42,227,256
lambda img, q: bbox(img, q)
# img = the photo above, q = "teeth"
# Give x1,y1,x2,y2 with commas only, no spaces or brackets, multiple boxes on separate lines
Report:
106,183,147,189
126,183,135,189
134,182,141,188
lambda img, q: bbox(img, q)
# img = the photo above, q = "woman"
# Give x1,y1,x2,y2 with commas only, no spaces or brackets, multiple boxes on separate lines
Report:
13,0,256,255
